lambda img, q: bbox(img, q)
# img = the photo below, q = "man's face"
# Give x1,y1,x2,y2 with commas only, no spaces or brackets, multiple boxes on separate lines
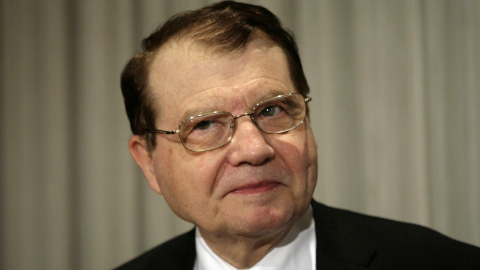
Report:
137,37,317,239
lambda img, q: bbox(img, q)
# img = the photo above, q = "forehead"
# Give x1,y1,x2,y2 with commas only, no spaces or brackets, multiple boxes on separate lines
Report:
148,37,295,124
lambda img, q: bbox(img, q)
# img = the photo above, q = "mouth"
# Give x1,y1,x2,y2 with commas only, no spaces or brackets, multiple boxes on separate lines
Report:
230,180,281,195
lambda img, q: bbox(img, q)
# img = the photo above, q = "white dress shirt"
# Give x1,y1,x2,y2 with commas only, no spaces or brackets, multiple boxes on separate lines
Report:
194,207,316,270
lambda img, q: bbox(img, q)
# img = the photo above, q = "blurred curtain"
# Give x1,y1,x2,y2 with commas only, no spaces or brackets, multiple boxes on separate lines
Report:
1,0,478,269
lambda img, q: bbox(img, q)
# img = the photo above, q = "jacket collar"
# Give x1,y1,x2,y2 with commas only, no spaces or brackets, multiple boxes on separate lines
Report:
312,200,377,269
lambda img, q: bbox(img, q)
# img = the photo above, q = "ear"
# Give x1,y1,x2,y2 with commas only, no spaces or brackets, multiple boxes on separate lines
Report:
128,135,162,194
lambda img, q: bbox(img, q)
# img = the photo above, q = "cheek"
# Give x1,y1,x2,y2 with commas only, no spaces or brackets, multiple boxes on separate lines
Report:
305,126,318,194
198,155,215,175
275,130,310,167
152,155,198,221
159,153,226,222
306,129,317,168
274,127,317,189
152,146,187,196
158,151,225,199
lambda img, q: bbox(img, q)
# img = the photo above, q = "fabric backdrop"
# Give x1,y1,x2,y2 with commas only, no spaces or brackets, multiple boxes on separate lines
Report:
1,0,479,269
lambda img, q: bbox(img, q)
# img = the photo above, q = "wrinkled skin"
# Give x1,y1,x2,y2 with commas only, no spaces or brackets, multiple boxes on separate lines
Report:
129,37,317,268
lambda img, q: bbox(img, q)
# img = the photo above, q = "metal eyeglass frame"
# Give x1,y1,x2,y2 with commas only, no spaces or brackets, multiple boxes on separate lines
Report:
153,93,312,152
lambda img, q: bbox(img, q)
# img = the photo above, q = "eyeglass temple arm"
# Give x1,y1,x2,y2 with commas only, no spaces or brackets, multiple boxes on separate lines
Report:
305,97,312,103
154,129,179,134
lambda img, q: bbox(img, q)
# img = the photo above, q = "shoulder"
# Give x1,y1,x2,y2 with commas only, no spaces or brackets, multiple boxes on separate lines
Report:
114,229,196,270
312,200,480,268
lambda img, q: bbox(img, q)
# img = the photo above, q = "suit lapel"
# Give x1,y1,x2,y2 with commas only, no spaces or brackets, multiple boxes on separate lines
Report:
312,200,377,269
181,229,197,270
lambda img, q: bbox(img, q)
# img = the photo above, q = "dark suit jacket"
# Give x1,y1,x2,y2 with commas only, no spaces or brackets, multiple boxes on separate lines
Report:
115,200,480,269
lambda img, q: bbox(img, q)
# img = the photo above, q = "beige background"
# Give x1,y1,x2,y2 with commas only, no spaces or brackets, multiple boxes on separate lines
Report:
1,0,479,269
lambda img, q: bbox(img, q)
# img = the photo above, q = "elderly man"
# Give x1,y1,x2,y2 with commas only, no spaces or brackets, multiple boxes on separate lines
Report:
116,1,480,269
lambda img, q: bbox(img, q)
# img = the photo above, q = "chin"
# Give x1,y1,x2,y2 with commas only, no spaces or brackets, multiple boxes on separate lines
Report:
227,206,298,237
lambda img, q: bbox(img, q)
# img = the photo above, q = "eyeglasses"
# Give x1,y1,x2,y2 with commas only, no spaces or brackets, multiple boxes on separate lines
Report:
154,93,312,152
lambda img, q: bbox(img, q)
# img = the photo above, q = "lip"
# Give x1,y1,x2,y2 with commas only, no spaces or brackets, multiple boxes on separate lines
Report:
229,180,281,195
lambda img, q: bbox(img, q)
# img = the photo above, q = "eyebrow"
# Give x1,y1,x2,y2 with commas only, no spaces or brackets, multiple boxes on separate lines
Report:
179,89,291,122
180,98,226,122
255,89,290,103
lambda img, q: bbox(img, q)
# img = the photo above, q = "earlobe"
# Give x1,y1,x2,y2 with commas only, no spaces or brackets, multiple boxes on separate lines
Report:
128,135,162,194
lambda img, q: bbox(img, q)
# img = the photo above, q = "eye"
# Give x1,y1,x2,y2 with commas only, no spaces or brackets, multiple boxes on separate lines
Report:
194,120,216,130
260,105,283,117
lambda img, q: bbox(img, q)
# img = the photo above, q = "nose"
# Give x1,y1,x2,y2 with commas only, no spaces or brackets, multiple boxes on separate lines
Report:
226,115,275,166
